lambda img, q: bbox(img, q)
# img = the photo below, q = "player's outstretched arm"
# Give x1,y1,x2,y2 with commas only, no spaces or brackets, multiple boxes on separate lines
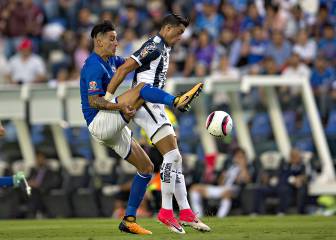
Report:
106,58,139,99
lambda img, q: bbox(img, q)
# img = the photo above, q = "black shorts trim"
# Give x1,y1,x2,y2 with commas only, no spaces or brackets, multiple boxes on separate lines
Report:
150,123,172,142
115,97,129,123
124,131,133,160
143,103,158,124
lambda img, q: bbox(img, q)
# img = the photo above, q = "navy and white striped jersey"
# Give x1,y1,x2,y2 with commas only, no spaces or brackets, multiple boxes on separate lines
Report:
131,34,171,89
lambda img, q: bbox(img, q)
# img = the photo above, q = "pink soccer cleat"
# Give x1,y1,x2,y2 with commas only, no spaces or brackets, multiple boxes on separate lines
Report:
157,208,185,234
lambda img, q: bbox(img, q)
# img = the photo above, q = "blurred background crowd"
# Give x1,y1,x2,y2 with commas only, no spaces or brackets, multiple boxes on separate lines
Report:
1,0,336,219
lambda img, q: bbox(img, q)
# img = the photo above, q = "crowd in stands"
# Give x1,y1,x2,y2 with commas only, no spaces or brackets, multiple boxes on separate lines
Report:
1,0,336,218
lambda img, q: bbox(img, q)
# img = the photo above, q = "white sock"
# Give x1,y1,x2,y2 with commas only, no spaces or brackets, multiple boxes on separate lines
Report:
190,190,203,217
217,199,231,218
160,149,179,209
175,173,191,210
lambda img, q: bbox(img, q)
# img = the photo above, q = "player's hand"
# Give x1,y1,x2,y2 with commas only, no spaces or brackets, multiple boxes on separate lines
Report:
120,104,136,118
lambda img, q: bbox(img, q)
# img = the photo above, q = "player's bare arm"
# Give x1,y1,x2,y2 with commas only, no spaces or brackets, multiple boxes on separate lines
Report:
88,95,135,117
106,58,139,95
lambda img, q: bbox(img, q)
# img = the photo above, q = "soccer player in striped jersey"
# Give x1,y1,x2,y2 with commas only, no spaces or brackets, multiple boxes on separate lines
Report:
105,14,210,234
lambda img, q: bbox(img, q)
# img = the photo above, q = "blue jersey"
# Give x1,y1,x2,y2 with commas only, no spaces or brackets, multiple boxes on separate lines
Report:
80,52,125,126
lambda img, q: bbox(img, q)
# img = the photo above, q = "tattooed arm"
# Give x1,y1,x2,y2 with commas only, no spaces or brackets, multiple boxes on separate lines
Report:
88,95,136,117
88,95,120,111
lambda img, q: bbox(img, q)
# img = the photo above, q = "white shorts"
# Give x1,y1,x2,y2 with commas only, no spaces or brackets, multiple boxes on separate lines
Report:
133,102,175,144
206,185,240,199
88,98,132,159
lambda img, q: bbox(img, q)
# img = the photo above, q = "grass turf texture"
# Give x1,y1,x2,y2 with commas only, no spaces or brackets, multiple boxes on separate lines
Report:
0,216,335,240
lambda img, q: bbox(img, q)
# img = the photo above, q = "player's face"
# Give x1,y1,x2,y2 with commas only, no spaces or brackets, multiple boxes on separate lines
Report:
101,31,118,56
165,24,185,46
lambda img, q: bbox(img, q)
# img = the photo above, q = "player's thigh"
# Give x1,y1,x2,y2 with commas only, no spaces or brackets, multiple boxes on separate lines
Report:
88,110,127,141
117,83,146,110
108,126,133,160
133,103,176,155
126,139,154,174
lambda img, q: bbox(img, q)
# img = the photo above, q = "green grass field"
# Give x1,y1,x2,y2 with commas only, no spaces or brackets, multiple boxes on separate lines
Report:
0,216,335,240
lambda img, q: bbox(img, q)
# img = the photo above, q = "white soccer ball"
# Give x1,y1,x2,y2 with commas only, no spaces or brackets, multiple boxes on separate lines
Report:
206,111,233,137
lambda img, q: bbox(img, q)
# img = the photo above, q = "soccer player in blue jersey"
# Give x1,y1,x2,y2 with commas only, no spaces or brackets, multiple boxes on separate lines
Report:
81,21,201,235
0,124,27,189
104,14,210,234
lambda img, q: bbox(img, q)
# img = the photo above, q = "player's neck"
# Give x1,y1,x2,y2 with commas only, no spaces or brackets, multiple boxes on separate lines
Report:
158,31,170,46
94,49,109,61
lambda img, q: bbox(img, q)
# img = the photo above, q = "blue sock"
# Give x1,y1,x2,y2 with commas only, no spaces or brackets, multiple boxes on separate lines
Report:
140,84,175,107
125,172,152,217
0,176,14,187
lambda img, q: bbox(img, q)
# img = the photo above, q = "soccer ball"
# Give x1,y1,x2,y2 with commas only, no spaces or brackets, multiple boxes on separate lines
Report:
206,111,233,137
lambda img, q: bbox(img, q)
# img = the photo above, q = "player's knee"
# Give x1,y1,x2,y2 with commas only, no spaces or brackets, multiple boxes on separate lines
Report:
166,149,182,166
139,161,154,174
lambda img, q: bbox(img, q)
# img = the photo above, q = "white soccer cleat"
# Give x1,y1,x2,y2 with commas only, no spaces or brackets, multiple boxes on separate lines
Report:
179,209,211,232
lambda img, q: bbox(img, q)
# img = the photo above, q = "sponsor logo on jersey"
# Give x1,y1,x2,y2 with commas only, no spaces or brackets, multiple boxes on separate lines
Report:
89,81,97,90
140,43,157,59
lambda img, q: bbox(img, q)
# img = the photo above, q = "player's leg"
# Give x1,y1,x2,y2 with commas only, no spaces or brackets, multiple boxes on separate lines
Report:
0,172,26,188
116,82,203,113
217,190,234,218
117,139,154,235
189,184,208,217
155,135,211,232
88,108,152,234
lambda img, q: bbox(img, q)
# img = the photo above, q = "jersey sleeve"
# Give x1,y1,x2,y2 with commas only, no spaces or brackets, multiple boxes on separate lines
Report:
131,41,161,66
84,64,105,96
115,56,126,68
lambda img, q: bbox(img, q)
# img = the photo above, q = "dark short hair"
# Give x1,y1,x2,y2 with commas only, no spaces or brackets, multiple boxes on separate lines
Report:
161,14,189,29
90,21,115,39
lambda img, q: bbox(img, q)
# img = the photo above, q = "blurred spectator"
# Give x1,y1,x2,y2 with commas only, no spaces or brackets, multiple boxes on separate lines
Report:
76,8,94,35
5,38,46,85
285,5,308,39
229,31,250,67
264,4,289,33
118,28,142,58
317,24,336,67
262,57,280,75
311,57,335,116
278,148,309,214
282,53,311,80
240,3,263,32
265,31,292,70
183,30,215,76
74,33,90,72
119,4,146,37
213,29,235,68
310,57,335,93
0,0,44,57
190,148,252,217
293,29,317,65
48,68,69,88
253,148,309,215
211,55,239,79
311,4,332,38
27,151,62,218
220,3,241,35
195,0,223,38
247,25,268,65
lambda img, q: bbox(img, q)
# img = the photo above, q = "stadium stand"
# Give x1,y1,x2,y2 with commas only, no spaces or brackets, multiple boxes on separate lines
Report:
0,0,336,218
